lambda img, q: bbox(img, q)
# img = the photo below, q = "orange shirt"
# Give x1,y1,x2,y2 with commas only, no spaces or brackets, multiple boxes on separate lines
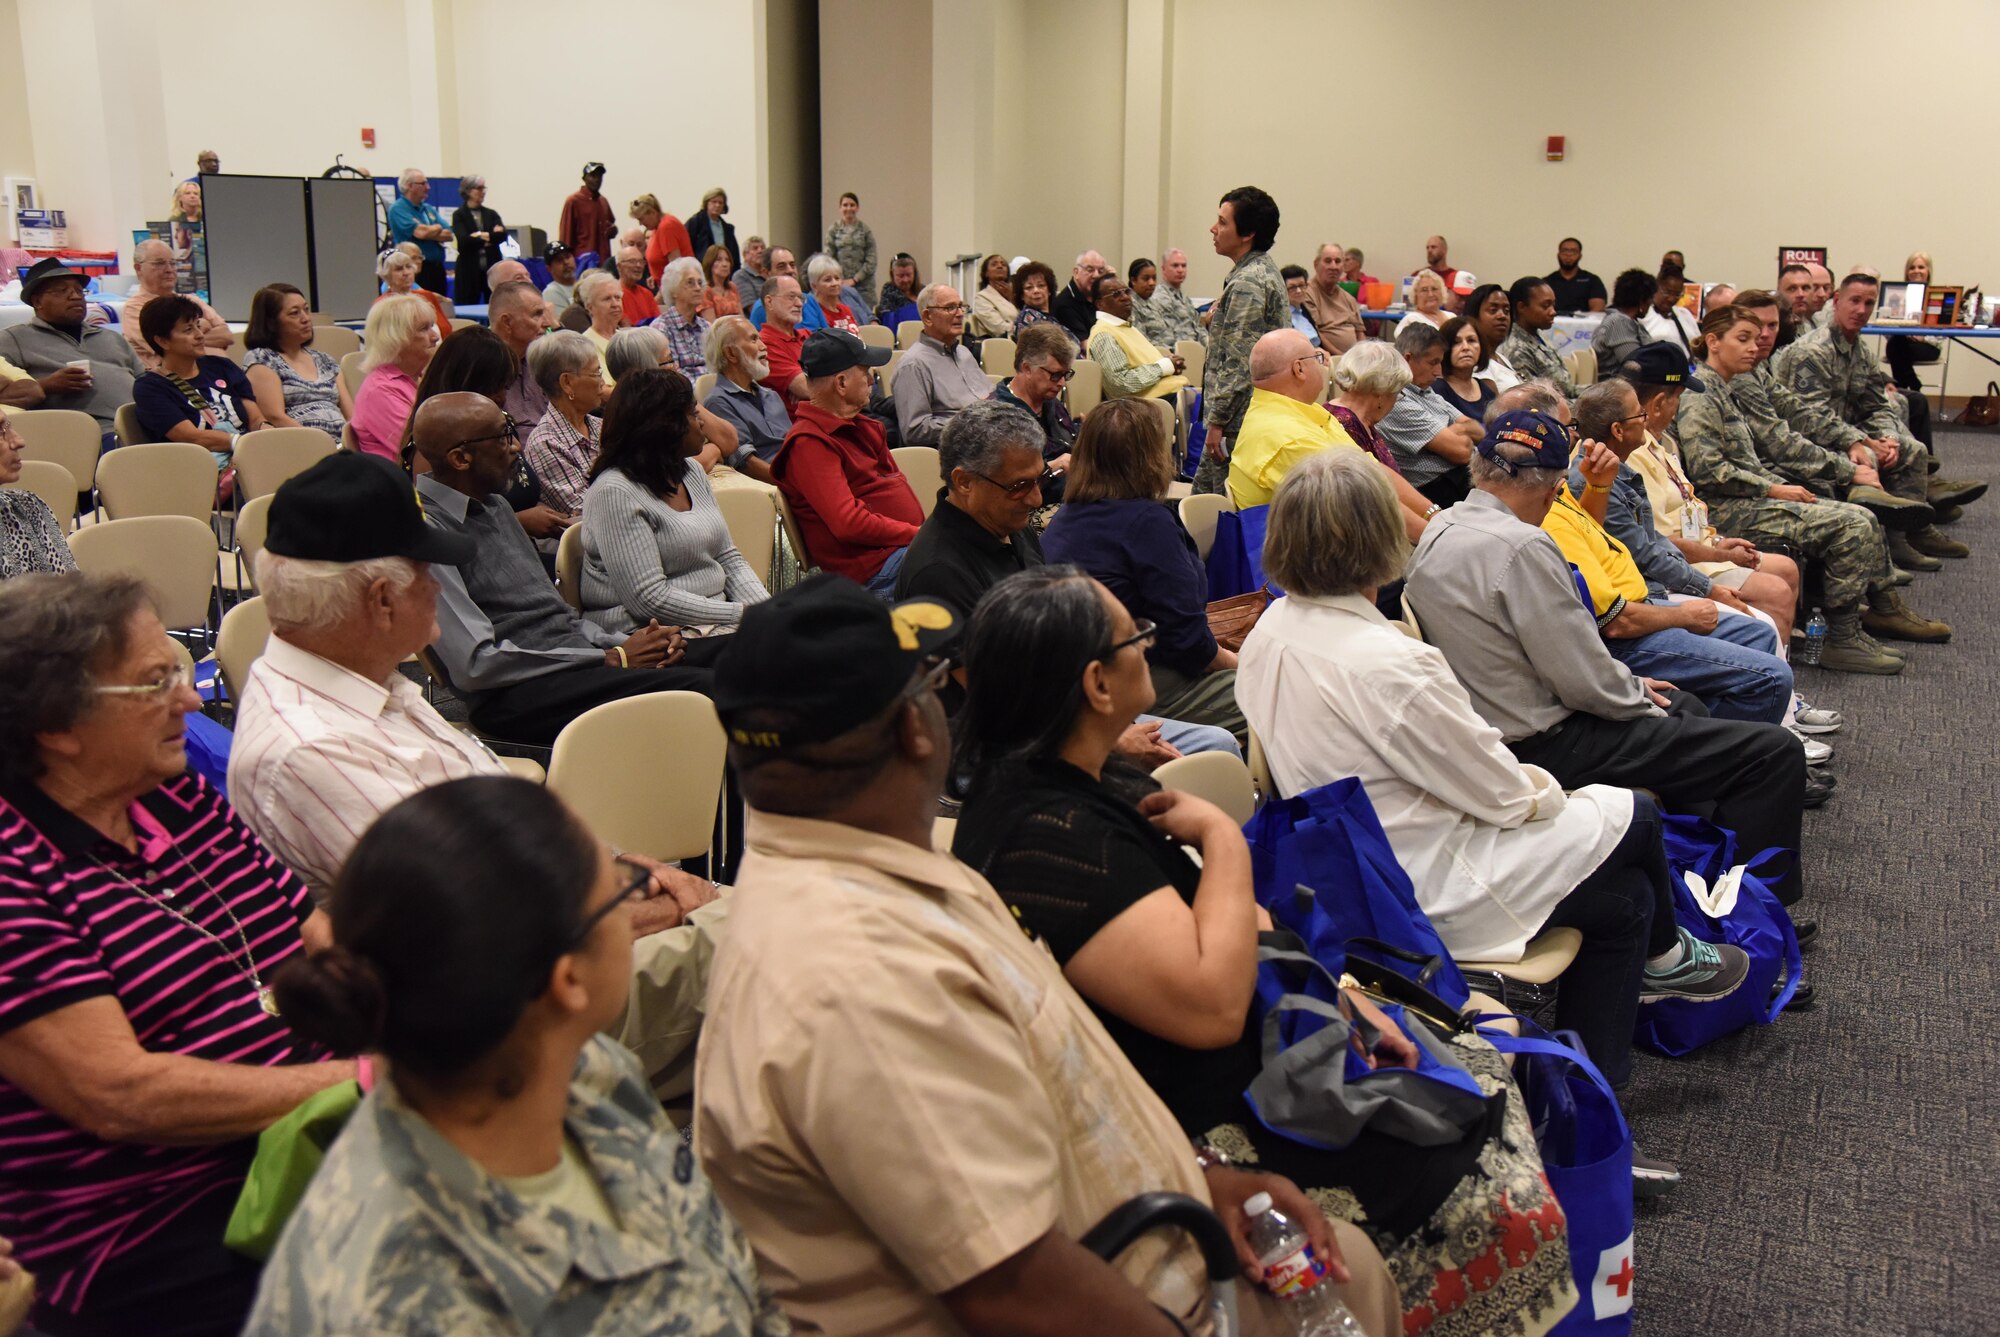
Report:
698,284,742,319
375,287,452,337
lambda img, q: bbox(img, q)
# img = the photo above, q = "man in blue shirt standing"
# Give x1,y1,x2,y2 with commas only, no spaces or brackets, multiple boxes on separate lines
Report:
388,168,450,296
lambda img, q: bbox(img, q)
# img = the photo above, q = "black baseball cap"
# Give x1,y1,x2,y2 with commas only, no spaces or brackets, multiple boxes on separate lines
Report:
19,257,85,300
1477,409,1572,472
1616,342,1705,393
544,242,573,263
265,453,476,566
713,573,957,750
799,329,892,378
582,161,606,177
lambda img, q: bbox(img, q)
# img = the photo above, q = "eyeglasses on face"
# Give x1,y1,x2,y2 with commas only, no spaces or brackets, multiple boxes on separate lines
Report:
565,858,654,952
92,663,193,700
1099,619,1158,660
450,413,519,454
1032,363,1074,385
969,467,1055,500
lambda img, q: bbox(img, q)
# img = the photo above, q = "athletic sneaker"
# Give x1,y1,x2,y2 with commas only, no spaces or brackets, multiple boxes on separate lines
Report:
1790,732,1832,764
1789,696,1844,734
1632,1148,1683,1199
1640,929,1751,1004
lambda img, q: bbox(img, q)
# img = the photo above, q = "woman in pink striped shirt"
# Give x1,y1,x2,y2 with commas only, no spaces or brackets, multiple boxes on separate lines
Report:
0,573,358,1336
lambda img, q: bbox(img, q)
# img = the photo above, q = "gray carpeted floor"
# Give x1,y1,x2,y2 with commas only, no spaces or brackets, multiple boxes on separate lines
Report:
1624,426,1999,1336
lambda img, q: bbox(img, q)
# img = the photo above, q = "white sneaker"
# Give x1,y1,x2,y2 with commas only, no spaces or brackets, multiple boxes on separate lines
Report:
1790,696,1843,734
1788,731,1832,765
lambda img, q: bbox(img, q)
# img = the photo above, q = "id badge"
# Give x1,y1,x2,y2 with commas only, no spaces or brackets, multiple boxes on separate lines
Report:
1680,502,1705,541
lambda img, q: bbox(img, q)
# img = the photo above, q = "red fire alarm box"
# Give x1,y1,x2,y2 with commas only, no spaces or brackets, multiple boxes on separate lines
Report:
1546,135,1565,161
361,127,376,149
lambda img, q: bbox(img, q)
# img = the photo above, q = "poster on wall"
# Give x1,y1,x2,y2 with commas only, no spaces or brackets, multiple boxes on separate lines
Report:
1778,246,1827,274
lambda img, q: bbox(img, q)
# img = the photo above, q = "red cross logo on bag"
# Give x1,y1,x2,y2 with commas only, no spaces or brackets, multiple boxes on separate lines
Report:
1592,1233,1636,1318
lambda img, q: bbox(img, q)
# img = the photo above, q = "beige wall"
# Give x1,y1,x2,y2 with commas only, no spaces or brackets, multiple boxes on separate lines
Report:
0,1,39,189
818,0,930,283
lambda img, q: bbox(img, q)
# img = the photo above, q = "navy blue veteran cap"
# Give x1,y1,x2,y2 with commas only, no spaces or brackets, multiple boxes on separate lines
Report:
1616,342,1705,393
265,452,475,566
799,328,892,378
713,573,958,750
1477,409,1573,473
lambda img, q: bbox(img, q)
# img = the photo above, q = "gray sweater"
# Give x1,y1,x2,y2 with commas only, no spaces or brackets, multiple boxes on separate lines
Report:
578,466,769,633
0,316,141,429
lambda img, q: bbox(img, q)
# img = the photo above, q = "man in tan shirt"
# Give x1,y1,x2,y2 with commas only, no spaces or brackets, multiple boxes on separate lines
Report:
122,238,232,372
695,574,1398,1337
1303,242,1367,356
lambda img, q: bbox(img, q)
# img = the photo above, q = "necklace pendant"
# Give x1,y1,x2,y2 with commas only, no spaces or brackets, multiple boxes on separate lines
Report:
258,987,280,1017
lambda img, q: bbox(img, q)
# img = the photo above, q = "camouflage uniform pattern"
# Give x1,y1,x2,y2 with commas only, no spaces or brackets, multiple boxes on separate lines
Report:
247,1036,790,1336
1773,324,1929,504
823,220,878,308
1676,366,1890,608
1496,327,1578,398
1731,362,1855,495
1195,250,1289,494
1134,284,1207,352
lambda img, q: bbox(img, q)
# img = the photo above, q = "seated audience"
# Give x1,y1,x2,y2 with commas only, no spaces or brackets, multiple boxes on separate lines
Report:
1379,322,1481,506
798,254,861,332
617,246,660,326
133,294,267,465
250,777,781,1333
875,252,923,327
896,284,990,447
1226,328,1342,509
0,573,357,1336
1134,247,1207,350
413,392,715,743
699,244,743,318
1545,236,1608,314
0,413,75,577
1343,246,1377,289
349,293,440,460
651,257,712,374
700,316,785,481
447,173,505,305
581,367,770,635
488,278,554,441
695,575,1394,1336
244,282,350,437
1011,259,1061,337
486,257,531,290
1303,242,1367,355
731,234,771,311
524,329,607,519
1460,283,1520,391
1283,265,1321,345
1088,274,1190,400
540,242,579,315
1434,315,1498,421
0,258,140,438
742,247,798,326
955,563,1575,1324
122,239,231,372
410,324,570,549
1403,408,1809,917
376,247,452,335
970,252,1019,337
1236,450,1746,1133
1042,399,1246,742
574,269,626,372
1496,276,1578,397
757,275,810,415
1328,339,1439,540
1053,250,1111,344
1592,268,1656,372
606,326,734,473
772,330,918,591
991,322,1080,473
1643,264,1699,352
1398,270,1448,331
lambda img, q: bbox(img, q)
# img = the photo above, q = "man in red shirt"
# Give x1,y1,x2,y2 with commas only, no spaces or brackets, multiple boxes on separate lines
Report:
759,275,810,418
558,161,615,261
617,247,659,326
774,330,922,593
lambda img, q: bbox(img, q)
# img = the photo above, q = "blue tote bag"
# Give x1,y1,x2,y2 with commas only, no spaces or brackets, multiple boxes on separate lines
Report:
1480,1022,1634,1336
1634,814,1801,1057
1243,776,1471,1010
1205,505,1279,601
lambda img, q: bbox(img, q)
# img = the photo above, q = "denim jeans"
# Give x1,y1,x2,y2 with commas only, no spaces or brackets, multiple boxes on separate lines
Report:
1604,610,1792,724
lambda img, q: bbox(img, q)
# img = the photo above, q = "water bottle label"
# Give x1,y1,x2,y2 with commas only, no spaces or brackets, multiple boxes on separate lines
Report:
1263,1244,1327,1299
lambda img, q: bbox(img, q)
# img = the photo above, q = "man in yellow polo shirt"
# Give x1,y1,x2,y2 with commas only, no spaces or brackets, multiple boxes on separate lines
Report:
1536,389,1794,725
1226,328,1353,508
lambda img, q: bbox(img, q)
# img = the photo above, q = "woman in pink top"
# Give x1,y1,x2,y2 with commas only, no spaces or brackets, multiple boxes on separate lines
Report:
350,294,440,461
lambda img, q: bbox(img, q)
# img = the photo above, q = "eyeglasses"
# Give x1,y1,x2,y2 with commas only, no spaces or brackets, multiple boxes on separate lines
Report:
566,858,653,952
913,654,955,696
450,414,519,453
929,303,967,315
1035,364,1074,385
92,663,193,700
1294,349,1331,367
969,468,1055,500
1100,619,1158,660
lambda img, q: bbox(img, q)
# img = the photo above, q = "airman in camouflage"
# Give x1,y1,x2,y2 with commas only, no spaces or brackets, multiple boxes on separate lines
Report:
1134,249,1209,351
1732,359,1933,526
247,1037,791,1336
1195,187,1290,494
1498,325,1578,399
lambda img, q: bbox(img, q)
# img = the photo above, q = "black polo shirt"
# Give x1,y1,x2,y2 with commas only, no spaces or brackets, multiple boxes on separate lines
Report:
893,494,1045,624
1051,281,1096,345
1544,268,1607,315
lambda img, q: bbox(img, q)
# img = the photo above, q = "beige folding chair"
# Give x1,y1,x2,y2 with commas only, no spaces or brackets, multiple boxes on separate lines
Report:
233,427,336,499
555,523,585,610
69,516,219,634
1151,751,1258,827
547,692,727,862
223,331,249,366
980,336,1017,376
1176,340,1205,387
896,319,922,350
1065,359,1103,416
1458,929,1584,1014
215,595,271,702
95,441,217,521
229,493,275,592
340,422,361,453
340,352,367,397
694,372,717,401
1245,727,1277,807
774,488,814,583
878,349,903,396
1178,491,1233,561
310,325,362,360
713,483,778,589
1564,347,1597,388
890,445,943,519
857,324,894,350
4,459,78,527
13,408,102,499
114,403,151,448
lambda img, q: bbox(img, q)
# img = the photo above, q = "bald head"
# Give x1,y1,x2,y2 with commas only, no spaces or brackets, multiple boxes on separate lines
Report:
1250,328,1326,403
412,392,513,498
487,258,530,288
134,238,177,295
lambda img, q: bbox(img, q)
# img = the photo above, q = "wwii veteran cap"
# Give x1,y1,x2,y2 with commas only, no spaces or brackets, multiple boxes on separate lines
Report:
713,573,957,750
1477,409,1573,473
1616,342,1705,393
799,328,892,379
265,452,475,566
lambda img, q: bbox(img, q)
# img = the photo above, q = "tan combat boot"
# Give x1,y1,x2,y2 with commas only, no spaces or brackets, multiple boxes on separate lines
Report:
1864,589,1952,643
1888,531,1944,571
1908,525,1970,559
1844,483,1932,530
1818,610,1906,675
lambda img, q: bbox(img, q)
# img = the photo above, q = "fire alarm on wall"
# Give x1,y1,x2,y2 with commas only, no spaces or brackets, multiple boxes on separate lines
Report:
1546,135,1565,161
361,128,376,149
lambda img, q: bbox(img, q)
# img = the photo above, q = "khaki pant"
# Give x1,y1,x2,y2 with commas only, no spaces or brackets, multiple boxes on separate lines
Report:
612,893,733,1117
1151,664,1248,753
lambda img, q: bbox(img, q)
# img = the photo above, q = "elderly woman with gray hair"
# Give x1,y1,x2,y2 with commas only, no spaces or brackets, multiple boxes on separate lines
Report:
797,254,860,333
524,329,608,519
1327,339,1440,542
448,174,507,306
650,256,713,375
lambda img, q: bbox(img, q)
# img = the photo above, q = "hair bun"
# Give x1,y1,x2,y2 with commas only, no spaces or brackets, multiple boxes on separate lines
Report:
270,945,387,1057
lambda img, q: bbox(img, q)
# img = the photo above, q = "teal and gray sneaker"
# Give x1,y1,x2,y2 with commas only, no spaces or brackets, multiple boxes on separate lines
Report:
1640,929,1750,1004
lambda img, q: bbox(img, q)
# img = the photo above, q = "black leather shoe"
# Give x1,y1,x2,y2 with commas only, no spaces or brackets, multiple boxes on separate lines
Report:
1803,774,1836,808
1792,918,1818,949
1778,977,1816,1011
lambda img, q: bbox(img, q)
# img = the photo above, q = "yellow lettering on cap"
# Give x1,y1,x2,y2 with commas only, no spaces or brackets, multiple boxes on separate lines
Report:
890,601,954,650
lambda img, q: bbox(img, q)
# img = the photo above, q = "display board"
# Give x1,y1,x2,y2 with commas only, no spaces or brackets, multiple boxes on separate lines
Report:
308,177,382,321
199,174,311,322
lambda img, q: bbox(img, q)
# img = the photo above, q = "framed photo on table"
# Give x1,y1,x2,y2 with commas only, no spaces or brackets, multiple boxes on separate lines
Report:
1924,286,1962,327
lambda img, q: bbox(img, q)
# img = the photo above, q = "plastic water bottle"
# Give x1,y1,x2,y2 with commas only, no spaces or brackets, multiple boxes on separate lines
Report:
1800,610,1827,666
1243,1192,1365,1336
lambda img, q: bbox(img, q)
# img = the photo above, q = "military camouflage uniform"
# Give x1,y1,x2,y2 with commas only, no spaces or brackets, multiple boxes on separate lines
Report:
1195,249,1289,494
1731,361,1856,496
1676,365,1890,608
1496,327,1578,398
1772,323,1929,505
823,220,878,308
1135,283,1207,352
247,1036,790,1336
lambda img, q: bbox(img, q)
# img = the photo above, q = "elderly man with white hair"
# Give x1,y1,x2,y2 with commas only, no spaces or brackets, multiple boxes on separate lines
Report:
122,238,231,372
386,167,450,294
701,316,783,482
1052,248,1110,344
893,283,988,447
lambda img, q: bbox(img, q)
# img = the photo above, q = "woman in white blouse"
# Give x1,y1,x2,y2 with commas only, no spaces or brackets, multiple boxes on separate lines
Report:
1235,450,1748,1092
